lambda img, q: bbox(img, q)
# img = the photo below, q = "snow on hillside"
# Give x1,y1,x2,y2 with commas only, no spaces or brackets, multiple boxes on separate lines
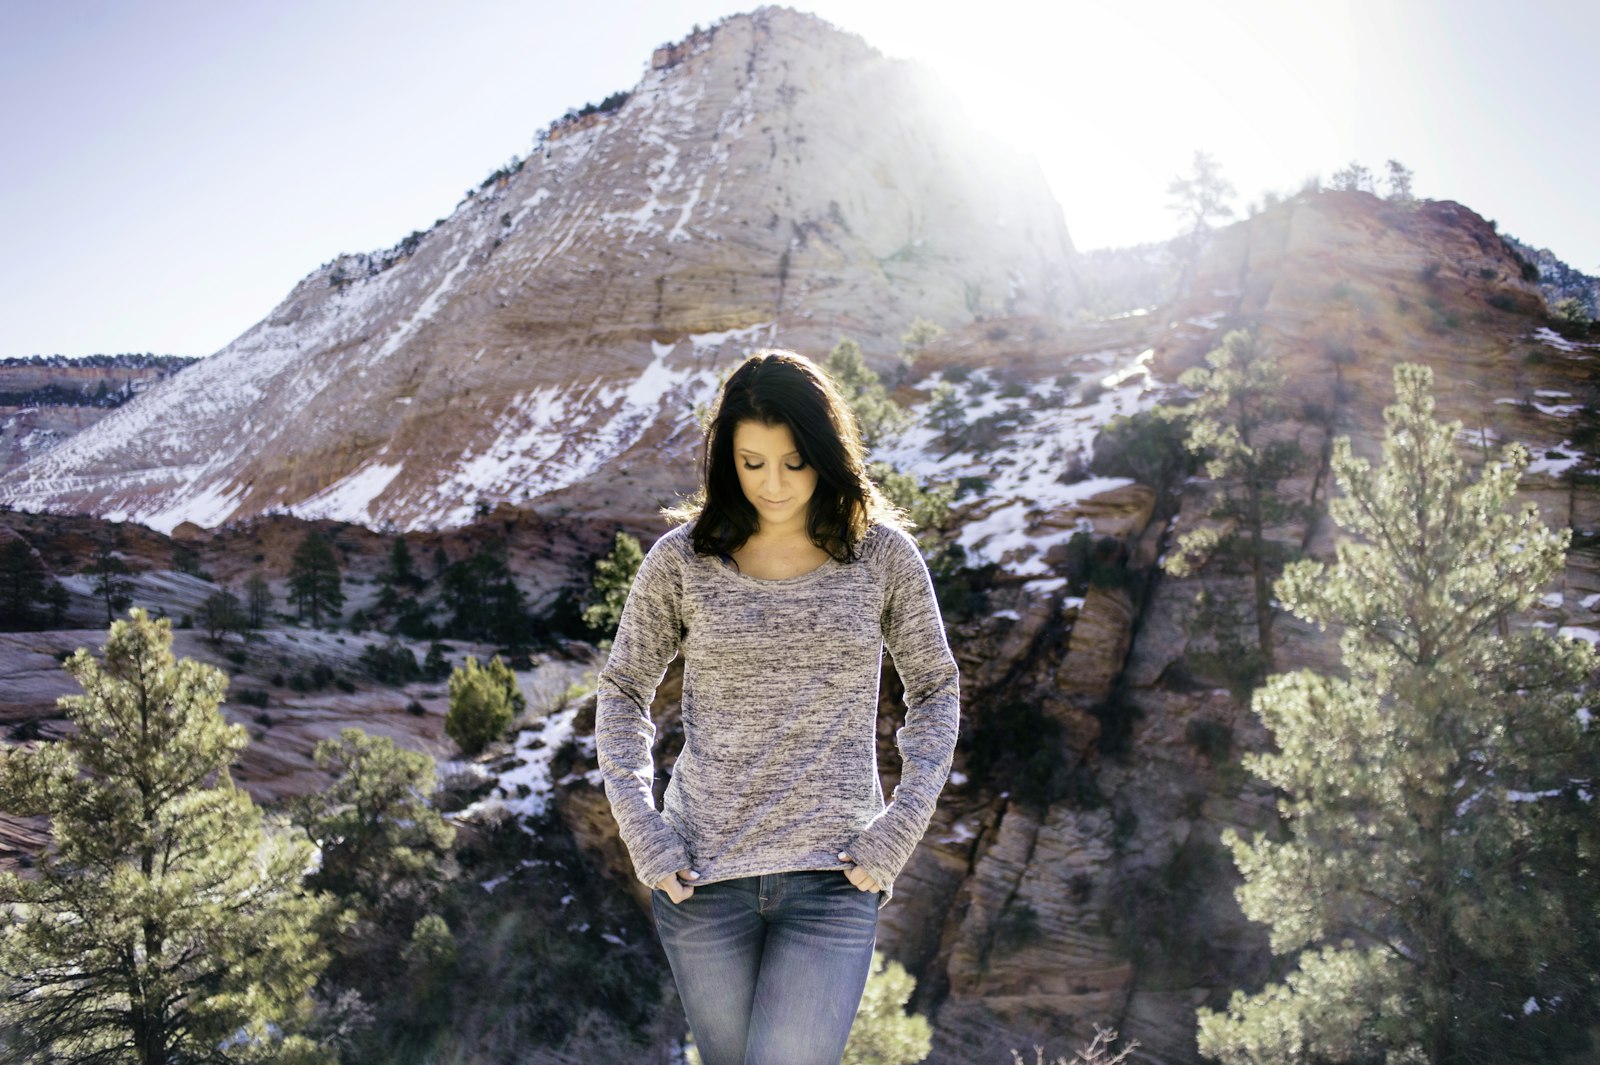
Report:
877,344,1162,577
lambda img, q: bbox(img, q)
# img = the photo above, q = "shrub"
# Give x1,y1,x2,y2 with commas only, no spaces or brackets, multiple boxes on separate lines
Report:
233,688,270,708
446,655,522,756
361,637,421,685
963,700,1081,810
1185,718,1234,762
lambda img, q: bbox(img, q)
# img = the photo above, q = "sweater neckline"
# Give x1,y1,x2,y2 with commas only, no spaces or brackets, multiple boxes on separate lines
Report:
712,551,840,588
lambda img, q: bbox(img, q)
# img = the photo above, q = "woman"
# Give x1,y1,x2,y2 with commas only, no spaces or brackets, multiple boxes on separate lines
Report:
595,349,960,1065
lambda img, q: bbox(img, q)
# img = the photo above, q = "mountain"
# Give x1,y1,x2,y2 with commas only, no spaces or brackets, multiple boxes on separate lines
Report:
0,6,1079,534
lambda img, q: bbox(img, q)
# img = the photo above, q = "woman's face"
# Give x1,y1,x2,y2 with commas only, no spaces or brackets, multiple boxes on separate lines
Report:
732,419,818,534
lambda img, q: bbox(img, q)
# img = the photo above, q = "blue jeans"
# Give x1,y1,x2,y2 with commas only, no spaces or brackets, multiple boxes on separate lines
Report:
652,870,880,1065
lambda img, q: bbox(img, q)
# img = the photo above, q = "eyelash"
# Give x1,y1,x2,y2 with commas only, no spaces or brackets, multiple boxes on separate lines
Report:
742,462,806,471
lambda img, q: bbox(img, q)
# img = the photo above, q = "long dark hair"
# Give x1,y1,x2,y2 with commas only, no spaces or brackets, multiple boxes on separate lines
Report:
668,349,903,561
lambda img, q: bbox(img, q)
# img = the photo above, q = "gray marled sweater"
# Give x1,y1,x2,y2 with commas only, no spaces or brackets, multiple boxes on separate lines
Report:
595,520,960,905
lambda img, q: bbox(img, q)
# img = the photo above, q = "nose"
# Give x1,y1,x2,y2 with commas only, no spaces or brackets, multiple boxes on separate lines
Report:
765,464,785,496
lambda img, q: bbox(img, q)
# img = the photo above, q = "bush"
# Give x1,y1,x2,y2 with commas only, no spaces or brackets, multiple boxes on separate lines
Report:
1185,718,1234,762
361,638,421,685
963,701,1084,810
446,655,522,756
841,952,933,1065
1091,409,1190,491
233,688,270,708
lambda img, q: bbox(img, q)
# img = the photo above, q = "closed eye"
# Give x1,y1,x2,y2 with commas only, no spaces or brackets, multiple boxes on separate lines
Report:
742,461,807,471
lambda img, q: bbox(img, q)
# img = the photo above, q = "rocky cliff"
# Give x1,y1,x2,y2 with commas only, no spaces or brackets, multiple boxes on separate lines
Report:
0,6,1079,535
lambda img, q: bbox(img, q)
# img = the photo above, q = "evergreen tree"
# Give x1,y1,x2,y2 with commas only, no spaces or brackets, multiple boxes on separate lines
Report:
288,530,344,627
85,541,134,625
582,531,644,639
244,571,272,628
1385,158,1416,203
1196,365,1600,1064
0,535,47,628
0,609,339,1064
290,729,454,994
199,587,247,643
423,640,449,681
898,316,944,367
1166,149,1236,286
824,338,910,450
444,655,522,756
375,536,422,618
292,728,454,910
440,548,526,645
44,580,70,626
925,380,966,442
1163,329,1304,670
385,535,419,589
1331,160,1377,193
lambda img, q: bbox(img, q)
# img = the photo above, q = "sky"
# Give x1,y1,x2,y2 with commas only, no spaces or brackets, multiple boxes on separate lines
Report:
1,0,1595,359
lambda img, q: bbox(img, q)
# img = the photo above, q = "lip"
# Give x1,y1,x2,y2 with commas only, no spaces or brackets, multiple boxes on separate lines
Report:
760,498,789,507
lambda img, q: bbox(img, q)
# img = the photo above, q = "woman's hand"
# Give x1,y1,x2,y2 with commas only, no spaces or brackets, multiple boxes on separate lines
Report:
837,852,882,893
655,868,700,903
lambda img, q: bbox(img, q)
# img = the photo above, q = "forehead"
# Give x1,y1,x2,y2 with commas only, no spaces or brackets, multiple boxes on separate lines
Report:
732,419,799,455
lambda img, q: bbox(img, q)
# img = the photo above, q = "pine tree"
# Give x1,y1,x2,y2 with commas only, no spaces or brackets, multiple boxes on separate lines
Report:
244,571,272,628
0,608,339,1064
1331,160,1377,193
288,530,343,627
1166,149,1236,287
925,380,966,442
898,316,944,367
824,337,910,449
375,536,422,618
1385,158,1415,203
385,535,419,589
1196,364,1600,1064
44,580,70,626
0,535,47,628
1163,329,1304,670
85,541,134,625
289,729,454,994
199,587,247,643
440,548,524,643
582,530,644,638
445,655,522,756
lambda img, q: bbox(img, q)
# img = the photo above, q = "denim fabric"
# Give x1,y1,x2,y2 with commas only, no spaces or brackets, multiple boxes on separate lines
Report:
652,870,880,1065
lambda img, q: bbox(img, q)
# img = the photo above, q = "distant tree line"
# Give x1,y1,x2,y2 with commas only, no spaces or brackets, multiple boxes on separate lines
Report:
0,380,143,409
0,354,196,370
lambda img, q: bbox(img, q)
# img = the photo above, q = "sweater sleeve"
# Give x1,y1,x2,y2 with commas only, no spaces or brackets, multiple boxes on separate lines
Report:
845,527,961,890
594,529,693,889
